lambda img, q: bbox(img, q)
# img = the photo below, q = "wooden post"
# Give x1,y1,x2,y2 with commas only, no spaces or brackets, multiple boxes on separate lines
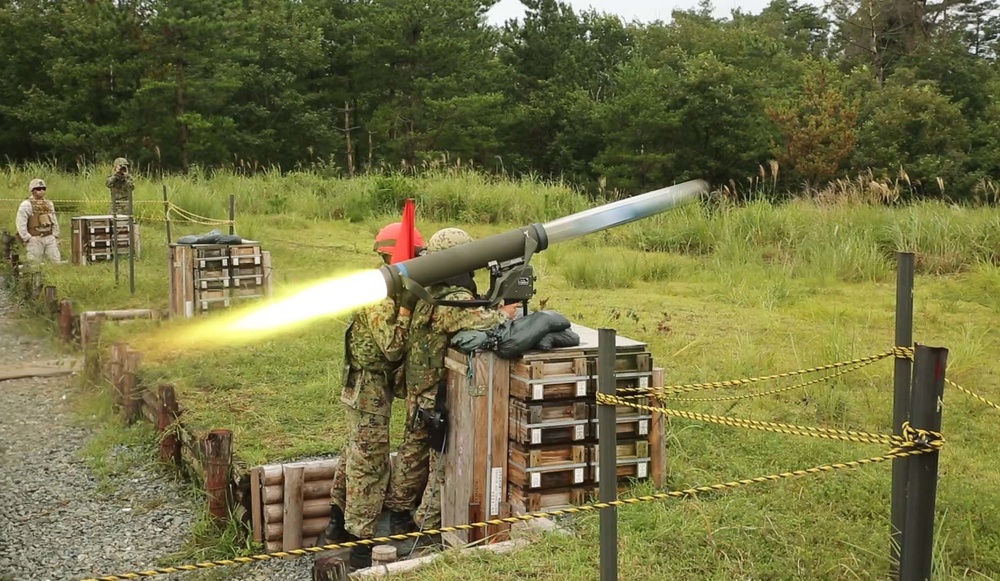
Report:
30,271,42,300
312,556,349,581
82,315,105,388
110,342,125,411
282,465,305,551
372,545,397,567
205,429,234,523
58,299,73,342
158,384,181,466
43,285,57,315
123,349,142,423
649,367,667,488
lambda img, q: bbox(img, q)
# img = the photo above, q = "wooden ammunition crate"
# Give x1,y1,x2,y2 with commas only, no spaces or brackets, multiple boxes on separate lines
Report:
589,409,654,440
70,215,141,265
508,484,596,513
509,398,589,446
169,242,272,318
510,355,590,401
588,440,651,484
508,442,589,489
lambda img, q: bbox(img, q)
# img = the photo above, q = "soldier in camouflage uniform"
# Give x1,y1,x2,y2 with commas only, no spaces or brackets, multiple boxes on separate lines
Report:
316,224,423,571
106,157,134,215
383,228,520,552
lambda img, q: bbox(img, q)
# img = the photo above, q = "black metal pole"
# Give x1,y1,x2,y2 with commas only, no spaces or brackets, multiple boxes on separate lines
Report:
898,344,947,581
127,188,135,296
162,185,171,245
598,328,618,581
228,194,235,236
890,251,915,572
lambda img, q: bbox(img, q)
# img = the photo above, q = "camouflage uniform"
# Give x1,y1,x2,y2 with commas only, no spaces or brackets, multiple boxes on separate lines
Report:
329,297,412,539
384,228,509,531
106,157,134,215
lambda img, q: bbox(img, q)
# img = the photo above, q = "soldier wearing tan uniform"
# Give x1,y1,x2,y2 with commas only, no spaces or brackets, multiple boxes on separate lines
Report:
15,179,61,263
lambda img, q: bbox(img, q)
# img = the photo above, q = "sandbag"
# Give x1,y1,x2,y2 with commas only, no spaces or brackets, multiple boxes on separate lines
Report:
486,310,572,359
176,228,244,245
535,329,581,350
451,330,490,353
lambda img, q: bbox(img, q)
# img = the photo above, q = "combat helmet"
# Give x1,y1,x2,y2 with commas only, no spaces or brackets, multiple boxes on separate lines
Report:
426,228,473,253
113,157,129,169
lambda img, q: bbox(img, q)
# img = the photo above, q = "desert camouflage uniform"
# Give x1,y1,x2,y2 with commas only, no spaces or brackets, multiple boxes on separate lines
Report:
16,184,61,263
106,158,134,215
384,284,507,529
329,297,411,538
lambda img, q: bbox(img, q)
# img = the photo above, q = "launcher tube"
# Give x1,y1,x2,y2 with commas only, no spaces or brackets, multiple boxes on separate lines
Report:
379,179,708,297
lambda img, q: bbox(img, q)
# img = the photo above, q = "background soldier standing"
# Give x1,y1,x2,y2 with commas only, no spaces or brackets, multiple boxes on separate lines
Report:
106,157,133,215
15,179,61,263
383,227,519,553
318,223,424,571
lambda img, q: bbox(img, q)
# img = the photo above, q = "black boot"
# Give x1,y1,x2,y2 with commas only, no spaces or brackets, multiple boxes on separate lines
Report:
400,533,442,557
389,510,418,535
314,504,348,547
349,539,372,570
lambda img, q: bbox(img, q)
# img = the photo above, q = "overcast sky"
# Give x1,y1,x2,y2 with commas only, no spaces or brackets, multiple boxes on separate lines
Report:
486,0,825,24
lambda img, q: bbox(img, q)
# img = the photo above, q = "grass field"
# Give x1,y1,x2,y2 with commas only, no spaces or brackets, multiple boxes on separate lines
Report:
5,163,1000,580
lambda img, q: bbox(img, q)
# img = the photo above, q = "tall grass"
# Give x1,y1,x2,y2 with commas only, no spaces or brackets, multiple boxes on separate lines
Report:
5,162,1000,286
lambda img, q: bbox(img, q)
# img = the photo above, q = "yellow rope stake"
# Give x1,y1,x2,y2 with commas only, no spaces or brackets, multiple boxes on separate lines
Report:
79,444,940,581
618,350,898,398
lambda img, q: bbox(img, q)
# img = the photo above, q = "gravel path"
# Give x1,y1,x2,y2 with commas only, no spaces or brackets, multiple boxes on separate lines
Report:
0,288,315,581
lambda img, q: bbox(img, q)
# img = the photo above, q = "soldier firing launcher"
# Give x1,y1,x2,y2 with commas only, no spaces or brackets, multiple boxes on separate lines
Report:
378,179,709,304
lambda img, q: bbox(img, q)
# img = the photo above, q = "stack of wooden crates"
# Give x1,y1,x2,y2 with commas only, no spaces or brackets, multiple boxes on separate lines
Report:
70,215,140,265
168,242,273,318
440,324,665,547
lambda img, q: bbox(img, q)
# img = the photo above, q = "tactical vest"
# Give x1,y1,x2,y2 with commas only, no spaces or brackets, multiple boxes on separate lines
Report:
27,199,54,237
405,283,470,405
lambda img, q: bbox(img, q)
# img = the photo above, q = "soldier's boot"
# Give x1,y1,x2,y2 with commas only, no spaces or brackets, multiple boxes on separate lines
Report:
389,510,418,535
348,538,372,571
314,504,348,547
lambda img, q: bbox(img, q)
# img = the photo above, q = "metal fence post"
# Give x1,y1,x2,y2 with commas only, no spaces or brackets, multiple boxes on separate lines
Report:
598,328,618,581
229,194,236,236
891,251,915,573
899,344,947,581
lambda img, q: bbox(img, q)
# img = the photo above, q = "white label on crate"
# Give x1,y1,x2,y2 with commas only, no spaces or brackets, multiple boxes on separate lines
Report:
639,420,649,436
594,468,600,483
531,429,541,445
574,468,584,483
531,472,541,488
574,424,585,440
490,467,503,516
638,462,648,478
533,384,543,400
576,380,587,397
640,376,649,389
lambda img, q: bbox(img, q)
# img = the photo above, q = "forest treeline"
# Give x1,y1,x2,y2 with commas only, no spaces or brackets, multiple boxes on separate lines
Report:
1,0,998,200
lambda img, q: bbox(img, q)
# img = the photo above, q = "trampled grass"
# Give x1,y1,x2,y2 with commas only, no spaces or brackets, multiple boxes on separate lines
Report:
9,167,1000,580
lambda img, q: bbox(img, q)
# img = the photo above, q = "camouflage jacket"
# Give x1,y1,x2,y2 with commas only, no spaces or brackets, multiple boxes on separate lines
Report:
340,297,412,413
106,173,134,213
405,284,508,408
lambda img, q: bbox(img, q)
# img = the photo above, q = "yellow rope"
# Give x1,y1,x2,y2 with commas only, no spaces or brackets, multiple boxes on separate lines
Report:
78,444,939,581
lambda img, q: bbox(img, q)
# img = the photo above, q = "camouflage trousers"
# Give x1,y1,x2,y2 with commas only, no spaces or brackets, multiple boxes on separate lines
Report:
111,198,129,216
330,406,391,538
384,398,444,529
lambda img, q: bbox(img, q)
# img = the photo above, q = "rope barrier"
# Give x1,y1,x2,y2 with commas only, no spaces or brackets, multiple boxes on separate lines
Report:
893,346,999,412
78,442,940,581
597,392,944,447
665,357,883,403
617,349,900,398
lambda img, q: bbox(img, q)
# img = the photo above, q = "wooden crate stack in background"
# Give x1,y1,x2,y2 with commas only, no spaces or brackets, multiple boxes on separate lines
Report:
168,242,273,318
70,215,141,266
